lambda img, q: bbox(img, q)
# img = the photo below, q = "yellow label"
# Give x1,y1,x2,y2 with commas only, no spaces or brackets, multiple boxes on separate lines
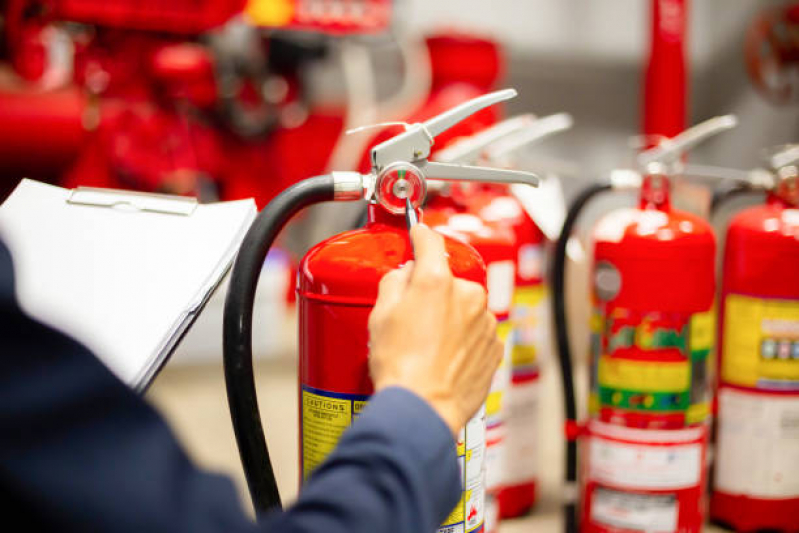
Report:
588,392,600,415
598,355,690,392
512,285,545,306
486,390,503,417
690,308,715,352
510,285,546,367
512,344,537,367
497,320,513,344
590,311,605,334
444,493,465,524
302,390,352,478
244,0,295,27
686,402,710,425
722,294,799,387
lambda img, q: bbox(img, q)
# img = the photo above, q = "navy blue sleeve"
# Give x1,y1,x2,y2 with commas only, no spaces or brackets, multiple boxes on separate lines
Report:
0,240,460,533
263,387,461,533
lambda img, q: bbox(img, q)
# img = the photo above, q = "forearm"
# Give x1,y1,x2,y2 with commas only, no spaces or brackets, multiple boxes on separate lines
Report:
265,387,460,533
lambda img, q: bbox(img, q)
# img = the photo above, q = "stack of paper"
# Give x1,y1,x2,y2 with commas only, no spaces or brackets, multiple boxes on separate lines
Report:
0,179,257,391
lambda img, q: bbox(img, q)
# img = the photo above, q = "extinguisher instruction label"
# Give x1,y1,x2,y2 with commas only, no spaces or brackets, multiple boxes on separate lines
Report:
510,284,549,374
591,306,713,423
502,378,539,484
722,294,799,390
591,488,678,533
301,386,369,479
715,387,799,498
301,386,485,533
587,426,703,490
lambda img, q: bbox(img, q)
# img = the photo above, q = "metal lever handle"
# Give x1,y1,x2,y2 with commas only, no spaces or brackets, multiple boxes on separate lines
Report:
638,114,738,167
423,88,518,138
768,144,799,170
370,88,520,170
419,161,539,187
487,113,574,162
434,114,537,164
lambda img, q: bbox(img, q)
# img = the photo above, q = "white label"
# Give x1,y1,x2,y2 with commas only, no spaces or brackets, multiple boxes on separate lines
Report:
485,424,506,491
484,493,499,533
502,379,540,484
486,260,515,314
715,387,799,498
591,488,678,533
517,244,543,281
588,434,702,490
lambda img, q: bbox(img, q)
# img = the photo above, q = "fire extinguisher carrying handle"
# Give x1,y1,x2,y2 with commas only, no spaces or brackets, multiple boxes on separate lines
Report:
551,181,614,533
223,173,360,516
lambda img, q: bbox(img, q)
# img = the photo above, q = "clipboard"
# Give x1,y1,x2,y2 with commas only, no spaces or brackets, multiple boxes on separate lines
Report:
0,179,257,391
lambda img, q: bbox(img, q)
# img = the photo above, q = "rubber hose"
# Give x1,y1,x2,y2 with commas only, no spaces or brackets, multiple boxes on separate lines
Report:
551,182,612,533
223,175,335,516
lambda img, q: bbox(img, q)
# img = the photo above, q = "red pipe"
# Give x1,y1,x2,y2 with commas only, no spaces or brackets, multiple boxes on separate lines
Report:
643,0,688,139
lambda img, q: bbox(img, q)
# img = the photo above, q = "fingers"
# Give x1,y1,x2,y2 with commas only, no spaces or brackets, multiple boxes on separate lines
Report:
454,279,488,320
370,262,414,326
409,225,452,291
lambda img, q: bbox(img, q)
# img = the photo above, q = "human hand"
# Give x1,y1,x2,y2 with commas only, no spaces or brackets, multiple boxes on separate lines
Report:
368,224,503,436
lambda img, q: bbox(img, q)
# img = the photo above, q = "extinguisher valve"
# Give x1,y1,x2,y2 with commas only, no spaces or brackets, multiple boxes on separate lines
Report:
768,143,799,172
637,114,738,176
350,89,544,214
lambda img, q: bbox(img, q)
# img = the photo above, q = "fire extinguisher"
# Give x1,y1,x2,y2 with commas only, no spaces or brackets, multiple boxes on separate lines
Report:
551,115,738,533
709,144,799,533
432,112,573,521
423,190,517,533
221,88,538,532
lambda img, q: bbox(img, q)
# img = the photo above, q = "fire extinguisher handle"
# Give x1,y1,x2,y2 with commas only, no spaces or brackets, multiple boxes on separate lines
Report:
637,114,738,169
485,113,574,163
433,114,538,165
417,160,540,187
768,143,799,170
223,175,339,516
369,88,518,170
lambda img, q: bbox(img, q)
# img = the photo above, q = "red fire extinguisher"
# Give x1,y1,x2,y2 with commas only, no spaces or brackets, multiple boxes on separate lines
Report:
551,115,737,533
709,144,799,533
221,89,538,532
432,112,573,521
423,191,517,533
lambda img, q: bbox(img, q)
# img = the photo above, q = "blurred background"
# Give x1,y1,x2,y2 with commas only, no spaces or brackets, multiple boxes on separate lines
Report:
0,0,797,530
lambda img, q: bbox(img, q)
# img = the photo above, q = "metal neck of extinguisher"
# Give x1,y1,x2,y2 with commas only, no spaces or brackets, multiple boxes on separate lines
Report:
635,114,738,210
223,88,539,518
699,144,799,215
766,144,799,207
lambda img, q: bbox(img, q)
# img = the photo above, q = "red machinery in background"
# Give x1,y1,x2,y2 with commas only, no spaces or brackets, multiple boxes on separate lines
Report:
551,116,737,533
744,2,799,106
355,32,506,176
710,145,799,533
221,90,539,532
643,0,687,140
0,0,392,204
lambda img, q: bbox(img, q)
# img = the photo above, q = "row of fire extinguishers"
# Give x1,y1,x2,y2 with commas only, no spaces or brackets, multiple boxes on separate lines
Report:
220,89,799,533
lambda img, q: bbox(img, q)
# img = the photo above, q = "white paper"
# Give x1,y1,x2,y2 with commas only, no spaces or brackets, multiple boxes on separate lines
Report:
0,179,256,390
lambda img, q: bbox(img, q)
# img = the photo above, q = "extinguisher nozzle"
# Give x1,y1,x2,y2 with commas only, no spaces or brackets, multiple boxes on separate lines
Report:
405,197,418,230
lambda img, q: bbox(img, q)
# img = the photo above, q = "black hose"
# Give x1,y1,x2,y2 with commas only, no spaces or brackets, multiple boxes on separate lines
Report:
223,176,336,516
551,182,613,533
710,184,763,217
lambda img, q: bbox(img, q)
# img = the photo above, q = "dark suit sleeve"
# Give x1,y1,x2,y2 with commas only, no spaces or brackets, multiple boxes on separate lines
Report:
0,240,460,533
